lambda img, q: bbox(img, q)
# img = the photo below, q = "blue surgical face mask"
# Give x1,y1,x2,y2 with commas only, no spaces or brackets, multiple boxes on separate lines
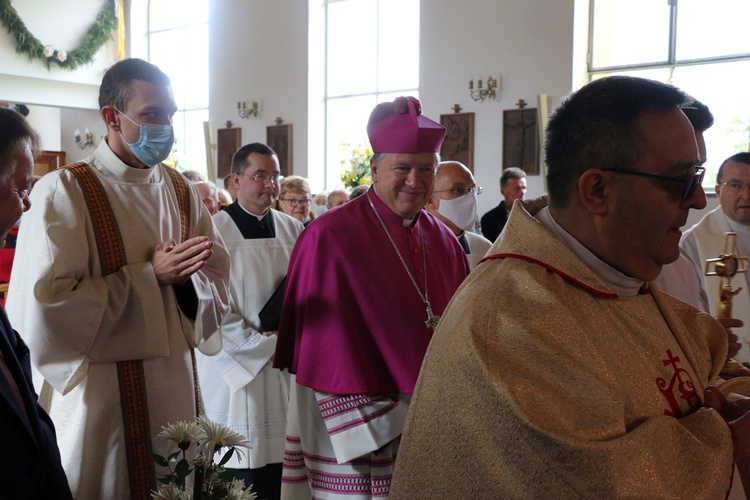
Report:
115,109,175,167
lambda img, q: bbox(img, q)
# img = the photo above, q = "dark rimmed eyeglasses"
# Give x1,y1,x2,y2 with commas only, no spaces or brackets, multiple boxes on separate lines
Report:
279,198,311,206
602,166,705,200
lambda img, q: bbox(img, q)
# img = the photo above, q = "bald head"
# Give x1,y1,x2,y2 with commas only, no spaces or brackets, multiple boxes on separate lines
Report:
435,161,474,191
427,161,479,235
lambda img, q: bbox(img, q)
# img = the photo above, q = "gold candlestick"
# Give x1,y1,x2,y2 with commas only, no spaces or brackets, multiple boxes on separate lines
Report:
705,232,749,376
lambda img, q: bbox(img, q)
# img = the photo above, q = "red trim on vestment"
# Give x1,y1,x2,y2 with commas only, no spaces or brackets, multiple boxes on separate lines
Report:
480,253,619,299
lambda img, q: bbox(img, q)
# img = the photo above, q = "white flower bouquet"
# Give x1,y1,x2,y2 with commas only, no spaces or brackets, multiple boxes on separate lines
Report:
150,416,256,500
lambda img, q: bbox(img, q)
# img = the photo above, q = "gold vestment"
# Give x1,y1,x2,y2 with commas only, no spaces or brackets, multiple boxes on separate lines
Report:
391,197,749,499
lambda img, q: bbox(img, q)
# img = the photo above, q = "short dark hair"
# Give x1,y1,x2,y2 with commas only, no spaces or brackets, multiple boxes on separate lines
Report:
545,76,690,209
98,58,171,111
231,142,277,174
0,108,41,181
681,99,714,133
717,152,750,184
500,167,526,188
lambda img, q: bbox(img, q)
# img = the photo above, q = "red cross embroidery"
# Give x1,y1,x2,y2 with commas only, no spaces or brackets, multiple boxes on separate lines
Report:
656,349,699,417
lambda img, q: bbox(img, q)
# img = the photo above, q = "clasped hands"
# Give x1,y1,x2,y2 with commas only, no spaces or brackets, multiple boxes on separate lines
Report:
151,236,214,286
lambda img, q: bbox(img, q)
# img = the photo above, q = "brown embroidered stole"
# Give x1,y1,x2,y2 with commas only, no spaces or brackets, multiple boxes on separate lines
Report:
66,162,194,499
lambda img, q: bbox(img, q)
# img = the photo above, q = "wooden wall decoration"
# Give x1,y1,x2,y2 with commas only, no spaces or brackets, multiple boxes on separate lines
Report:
267,122,293,177
217,127,241,179
440,110,475,172
503,99,539,175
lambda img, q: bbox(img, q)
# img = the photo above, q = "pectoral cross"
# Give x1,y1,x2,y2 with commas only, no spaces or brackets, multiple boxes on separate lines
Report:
705,232,749,375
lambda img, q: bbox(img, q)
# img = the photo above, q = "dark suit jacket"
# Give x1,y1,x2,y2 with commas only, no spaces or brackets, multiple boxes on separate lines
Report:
0,306,71,499
480,202,510,243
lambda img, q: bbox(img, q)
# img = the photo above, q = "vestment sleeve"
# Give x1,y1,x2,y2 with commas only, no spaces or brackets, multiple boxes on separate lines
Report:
679,231,711,313
183,185,231,349
314,391,409,463
206,302,276,392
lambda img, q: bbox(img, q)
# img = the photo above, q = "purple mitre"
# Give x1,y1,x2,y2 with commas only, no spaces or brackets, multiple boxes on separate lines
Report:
366,96,446,154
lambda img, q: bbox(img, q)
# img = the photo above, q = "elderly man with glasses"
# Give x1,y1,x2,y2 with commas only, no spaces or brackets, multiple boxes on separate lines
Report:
390,76,750,498
678,152,750,366
426,160,491,269
196,142,304,500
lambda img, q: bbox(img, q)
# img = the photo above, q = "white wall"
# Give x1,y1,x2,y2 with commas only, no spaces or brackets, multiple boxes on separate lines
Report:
209,0,309,178
420,0,576,216
60,107,107,163
25,105,61,151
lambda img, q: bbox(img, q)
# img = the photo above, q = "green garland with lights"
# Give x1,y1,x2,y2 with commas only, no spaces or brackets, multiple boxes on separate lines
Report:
0,0,117,70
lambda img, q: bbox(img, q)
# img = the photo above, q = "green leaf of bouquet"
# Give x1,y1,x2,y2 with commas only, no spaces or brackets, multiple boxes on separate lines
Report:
218,470,235,482
218,447,234,466
175,458,191,477
149,452,169,467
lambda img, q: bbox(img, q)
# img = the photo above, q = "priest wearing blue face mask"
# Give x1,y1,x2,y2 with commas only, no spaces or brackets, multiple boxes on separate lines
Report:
7,58,231,499
426,161,492,269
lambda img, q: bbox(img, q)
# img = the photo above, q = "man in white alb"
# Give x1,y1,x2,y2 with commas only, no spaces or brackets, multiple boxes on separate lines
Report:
7,58,230,499
197,142,303,500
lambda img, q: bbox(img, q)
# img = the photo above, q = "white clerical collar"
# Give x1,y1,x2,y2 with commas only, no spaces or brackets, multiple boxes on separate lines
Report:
237,202,268,221
725,214,750,234
537,206,644,297
92,138,159,183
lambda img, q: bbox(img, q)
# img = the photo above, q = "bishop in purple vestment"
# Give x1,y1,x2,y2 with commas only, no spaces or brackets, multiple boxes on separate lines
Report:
274,97,469,499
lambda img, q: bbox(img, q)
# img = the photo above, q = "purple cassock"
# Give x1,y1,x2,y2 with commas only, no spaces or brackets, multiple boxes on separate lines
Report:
274,188,470,395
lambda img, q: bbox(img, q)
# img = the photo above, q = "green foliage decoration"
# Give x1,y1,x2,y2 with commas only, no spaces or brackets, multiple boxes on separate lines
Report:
0,0,117,70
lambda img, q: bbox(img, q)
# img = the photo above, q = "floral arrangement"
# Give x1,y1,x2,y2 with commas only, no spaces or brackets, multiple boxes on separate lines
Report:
150,416,256,500
340,144,373,189
0,0,117,70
